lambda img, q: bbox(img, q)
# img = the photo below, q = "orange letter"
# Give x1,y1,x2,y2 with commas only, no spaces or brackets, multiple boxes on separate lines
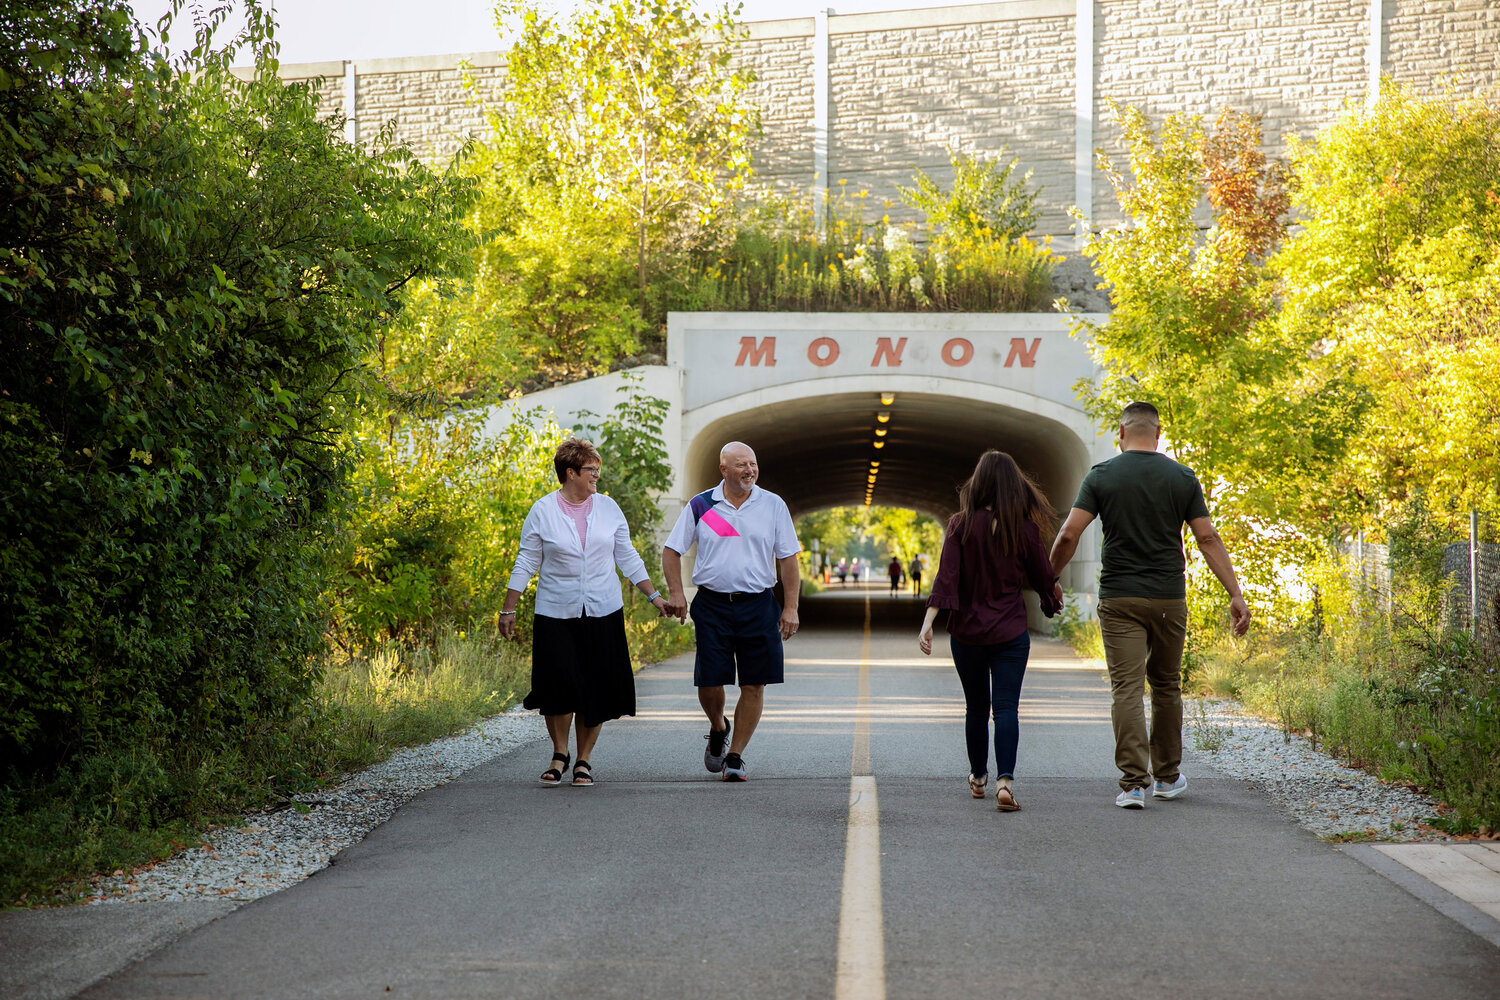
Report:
808,337,840,367
870,336,907,367
1005,337,1040,368
735,336,777,367
941,337,974,366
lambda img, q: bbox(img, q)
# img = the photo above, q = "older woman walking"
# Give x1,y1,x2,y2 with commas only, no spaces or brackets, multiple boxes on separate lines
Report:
499,438,668,787
917,450,1061,811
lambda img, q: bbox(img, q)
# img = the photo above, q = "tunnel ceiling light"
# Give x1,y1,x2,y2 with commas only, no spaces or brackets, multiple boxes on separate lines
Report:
875,427,887,437
872,440,885,449
880,393,896,405
869,461,880,468
876,412,890,423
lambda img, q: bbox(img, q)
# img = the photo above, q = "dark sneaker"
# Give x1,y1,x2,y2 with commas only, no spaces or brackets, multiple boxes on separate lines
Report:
722,752,747,782
704,721,731,773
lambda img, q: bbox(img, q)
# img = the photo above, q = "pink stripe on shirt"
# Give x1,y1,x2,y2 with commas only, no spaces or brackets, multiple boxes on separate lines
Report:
556,492,593,551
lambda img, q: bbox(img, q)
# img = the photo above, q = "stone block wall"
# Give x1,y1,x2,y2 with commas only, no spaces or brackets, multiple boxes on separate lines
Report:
266,0,1498,240
355,55,505,162
735,22,818,200
1387,0,1500,93
827,6,1076,233
1092,0,1369,230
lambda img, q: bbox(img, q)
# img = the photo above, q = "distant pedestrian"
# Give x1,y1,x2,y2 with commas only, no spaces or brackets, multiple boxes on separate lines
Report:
836,559,848,585
918,450,1060,811
908,554,924,596
663,442,801,782
499,438,669,788
887,556,903,594
1049,402,1250,809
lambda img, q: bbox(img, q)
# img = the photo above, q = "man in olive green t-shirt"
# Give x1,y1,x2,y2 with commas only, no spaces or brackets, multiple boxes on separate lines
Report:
1049,402,1250,809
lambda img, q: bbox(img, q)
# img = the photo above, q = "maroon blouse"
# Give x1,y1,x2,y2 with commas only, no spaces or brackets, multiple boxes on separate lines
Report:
925,511,1061,645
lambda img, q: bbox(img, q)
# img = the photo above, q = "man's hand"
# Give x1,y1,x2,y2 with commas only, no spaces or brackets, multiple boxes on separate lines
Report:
498,615,516,640
779,606,799,641
1229,595,1251,636
664,592,688,623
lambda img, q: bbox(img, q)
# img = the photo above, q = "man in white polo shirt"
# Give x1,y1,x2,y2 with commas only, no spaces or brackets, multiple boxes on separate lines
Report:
662,441,801,782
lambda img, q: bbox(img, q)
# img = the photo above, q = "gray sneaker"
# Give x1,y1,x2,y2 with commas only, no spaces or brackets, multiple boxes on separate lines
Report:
722,752,747,782
1153,774,1187,799
704,721,731,773
1115,787,1146,809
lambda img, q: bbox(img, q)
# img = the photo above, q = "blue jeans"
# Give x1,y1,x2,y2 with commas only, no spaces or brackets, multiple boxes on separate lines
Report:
950,632,1031,780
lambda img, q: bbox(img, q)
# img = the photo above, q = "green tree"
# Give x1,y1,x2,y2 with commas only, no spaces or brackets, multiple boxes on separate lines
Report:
865,507,945,565
899,147,1040,241
0,0,473,775
1067,105,1296,499
484,0,759,311
1272,83,1500,537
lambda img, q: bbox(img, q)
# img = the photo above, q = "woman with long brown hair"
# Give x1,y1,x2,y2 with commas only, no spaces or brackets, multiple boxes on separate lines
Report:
918,450,1061,811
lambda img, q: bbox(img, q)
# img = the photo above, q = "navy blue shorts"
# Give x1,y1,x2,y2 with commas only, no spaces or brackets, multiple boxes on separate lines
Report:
690,588,784,687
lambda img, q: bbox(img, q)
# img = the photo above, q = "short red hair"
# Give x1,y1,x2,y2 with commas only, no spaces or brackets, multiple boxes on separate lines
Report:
553,438,601,483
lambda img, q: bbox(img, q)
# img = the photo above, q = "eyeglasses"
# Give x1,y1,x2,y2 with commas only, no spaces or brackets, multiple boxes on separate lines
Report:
578,465,601,476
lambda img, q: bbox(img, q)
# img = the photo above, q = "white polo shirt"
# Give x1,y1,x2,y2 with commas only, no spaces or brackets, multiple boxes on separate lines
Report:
664,482,801,593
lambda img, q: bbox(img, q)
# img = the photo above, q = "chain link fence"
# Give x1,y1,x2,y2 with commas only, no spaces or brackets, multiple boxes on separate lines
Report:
1335,513,1499,653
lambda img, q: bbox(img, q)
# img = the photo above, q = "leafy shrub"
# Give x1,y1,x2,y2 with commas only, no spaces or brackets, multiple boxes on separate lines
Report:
0,3,473,899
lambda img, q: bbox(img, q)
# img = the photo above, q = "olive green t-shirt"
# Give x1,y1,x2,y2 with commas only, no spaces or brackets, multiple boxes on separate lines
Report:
1073,450,1211,599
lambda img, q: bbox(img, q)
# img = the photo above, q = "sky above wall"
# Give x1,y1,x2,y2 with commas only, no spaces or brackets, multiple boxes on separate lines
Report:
127,0,966,64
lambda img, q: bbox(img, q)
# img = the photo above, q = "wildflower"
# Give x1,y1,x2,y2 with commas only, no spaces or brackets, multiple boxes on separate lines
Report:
909,274,924,295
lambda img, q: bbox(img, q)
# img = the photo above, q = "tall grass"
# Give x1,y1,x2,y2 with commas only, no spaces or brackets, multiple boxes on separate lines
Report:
1195,624,1500,834
661,191,1059,315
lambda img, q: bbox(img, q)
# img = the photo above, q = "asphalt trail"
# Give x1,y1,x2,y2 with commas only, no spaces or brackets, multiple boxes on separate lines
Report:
82,587,1500,999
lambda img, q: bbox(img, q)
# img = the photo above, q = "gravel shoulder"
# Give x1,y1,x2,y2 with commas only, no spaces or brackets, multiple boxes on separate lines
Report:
1185,696,1448,843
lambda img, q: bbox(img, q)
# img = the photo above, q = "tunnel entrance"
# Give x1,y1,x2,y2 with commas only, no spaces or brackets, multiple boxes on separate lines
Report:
487,312,1112,611
680,386,1091,521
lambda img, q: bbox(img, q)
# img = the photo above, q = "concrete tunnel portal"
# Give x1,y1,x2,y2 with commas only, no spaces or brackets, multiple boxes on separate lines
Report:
491,312,1112,612
682,387,1092,523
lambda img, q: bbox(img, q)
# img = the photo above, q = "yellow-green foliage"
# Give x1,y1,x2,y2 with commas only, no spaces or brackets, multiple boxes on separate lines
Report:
672,187,1058,314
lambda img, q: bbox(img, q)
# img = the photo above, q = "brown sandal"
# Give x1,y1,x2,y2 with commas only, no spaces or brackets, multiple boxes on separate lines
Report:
995,784,1020,812
967,773,987,799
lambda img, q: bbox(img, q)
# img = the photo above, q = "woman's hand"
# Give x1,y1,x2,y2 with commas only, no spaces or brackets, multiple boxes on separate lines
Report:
918,624,933,656
651,595,669,618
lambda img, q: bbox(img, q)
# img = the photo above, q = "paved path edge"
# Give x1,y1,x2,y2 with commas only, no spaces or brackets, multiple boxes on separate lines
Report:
1342,844,1500,948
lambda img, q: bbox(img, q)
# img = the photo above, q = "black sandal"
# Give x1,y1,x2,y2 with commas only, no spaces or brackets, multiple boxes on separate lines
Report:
571,760,594,787
540,751,570,786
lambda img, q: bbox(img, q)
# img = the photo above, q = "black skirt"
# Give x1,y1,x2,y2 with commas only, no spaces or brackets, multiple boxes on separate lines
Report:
523,609,636,727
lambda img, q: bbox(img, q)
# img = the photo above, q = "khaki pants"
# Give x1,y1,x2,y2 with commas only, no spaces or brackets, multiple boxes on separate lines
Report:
1097,597,1188,791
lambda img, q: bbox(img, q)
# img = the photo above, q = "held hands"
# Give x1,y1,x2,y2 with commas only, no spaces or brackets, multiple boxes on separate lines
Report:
779,607,799,641
918,623,933,656
1229,595,1251,636
663,592,688,623
651,595,669,618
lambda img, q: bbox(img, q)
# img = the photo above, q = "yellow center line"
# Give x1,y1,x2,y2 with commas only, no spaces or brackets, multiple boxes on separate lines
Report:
835,589,885,1000
851,589,872,776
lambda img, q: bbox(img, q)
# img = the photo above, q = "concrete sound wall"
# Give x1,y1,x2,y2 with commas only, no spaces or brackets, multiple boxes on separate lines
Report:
263,0,1500,240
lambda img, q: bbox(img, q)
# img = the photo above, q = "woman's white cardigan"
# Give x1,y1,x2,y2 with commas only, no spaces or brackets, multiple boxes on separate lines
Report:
506,491,649,619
